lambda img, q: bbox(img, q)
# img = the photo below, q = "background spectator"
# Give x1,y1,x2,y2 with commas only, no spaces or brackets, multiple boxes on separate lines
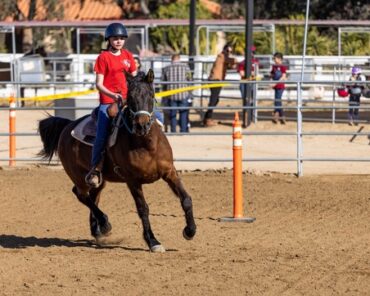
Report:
270,52,287,124
161,54,192,133
347,66,366,126
203,43,237,127
237,45,259,100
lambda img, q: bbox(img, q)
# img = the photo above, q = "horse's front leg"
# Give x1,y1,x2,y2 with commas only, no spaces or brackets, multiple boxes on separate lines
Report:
127,182,165,253
163,168,196,240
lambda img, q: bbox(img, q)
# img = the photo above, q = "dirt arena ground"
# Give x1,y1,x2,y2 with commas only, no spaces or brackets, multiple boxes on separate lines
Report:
1,101,370,294
0,167,369,295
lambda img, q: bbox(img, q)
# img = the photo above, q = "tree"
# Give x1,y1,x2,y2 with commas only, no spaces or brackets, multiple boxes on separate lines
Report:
221,0,369,20
0,0,65,53
149,0,213,54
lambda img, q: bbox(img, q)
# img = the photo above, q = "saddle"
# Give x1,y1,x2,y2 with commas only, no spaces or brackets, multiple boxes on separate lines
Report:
71,108,123,147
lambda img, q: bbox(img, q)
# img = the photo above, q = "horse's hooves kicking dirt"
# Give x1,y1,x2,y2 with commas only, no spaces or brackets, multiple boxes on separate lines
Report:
151,244,166,253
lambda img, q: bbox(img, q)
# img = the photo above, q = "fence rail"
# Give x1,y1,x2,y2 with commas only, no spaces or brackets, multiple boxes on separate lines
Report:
1,79,370,176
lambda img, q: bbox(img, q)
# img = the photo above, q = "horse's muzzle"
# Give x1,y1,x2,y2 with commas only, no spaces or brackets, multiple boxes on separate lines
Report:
133,114,152,136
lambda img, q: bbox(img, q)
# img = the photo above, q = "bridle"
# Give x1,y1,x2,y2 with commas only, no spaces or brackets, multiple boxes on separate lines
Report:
122,70,156,136
122,99,155,135
129,109,153,119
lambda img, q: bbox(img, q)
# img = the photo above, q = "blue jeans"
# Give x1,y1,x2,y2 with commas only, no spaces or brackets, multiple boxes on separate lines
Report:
349,95,360,119
154,110,164,124
91,104,111,167
168,98,189,133
204,84,221,120
274,88,284,116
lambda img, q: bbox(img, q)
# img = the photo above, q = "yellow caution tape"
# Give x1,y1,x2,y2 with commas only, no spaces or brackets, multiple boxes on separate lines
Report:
155,83,230,98
0,82,232,103
0,89,97,103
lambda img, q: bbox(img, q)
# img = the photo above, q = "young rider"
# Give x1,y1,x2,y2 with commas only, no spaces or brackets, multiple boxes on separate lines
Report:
85,23,137,187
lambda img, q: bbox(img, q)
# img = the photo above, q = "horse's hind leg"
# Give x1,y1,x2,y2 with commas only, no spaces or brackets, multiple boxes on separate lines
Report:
127,182,165,253
163,168,196,240
72,183,112,238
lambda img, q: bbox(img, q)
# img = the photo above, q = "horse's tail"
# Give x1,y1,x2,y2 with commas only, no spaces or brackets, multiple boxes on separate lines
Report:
38,116,72,162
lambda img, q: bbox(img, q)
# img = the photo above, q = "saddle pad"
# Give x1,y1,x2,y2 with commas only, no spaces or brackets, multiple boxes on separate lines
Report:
71,115,120,148
71,116,96,146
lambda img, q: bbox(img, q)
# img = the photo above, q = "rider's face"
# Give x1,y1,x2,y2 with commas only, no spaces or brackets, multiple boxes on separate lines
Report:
109,36,126,50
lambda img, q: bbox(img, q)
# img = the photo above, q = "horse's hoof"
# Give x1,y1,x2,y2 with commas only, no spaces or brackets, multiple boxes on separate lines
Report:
150,244,166,253
100,221,112,236
183,227,195,240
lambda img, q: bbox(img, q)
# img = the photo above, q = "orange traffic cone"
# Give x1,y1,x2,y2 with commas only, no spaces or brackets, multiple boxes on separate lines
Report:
219,112,255,223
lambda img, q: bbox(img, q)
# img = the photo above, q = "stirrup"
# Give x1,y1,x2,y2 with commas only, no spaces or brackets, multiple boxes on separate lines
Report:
85,169,103,188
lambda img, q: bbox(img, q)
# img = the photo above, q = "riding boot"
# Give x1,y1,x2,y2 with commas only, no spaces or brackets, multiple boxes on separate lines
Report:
85,153,105,188
85,167,102,188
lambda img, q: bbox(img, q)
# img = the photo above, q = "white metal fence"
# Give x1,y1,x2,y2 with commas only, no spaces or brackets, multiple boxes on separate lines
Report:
1,77,370,176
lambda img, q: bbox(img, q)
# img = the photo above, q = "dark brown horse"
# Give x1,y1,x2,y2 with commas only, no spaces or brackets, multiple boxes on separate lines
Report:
38,70,196,252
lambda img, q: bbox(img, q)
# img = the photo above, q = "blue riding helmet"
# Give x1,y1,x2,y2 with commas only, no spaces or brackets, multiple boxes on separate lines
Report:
105,23,128,40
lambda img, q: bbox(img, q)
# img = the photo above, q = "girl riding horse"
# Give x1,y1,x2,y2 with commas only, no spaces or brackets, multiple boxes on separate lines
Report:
38,67,196,253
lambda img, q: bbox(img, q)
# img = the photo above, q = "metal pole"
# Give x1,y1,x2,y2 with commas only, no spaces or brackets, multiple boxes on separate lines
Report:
10,26,20,105
244,0,254,128
297,0,310,177
272,24,276,54
189,0,196,71
338,28,341,56
297,82,303,177
76,28,81,85
300,0,310,82
332,66,336,124
11,26,16,83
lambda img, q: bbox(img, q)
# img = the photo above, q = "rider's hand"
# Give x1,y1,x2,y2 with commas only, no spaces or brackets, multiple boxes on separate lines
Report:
115,93,123,102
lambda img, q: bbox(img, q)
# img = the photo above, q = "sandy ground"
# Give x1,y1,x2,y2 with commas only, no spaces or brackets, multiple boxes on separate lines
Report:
0,168,369,295
1,107,370,174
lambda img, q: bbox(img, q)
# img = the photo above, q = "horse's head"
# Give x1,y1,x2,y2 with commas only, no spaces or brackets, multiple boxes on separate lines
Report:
125,69,155,136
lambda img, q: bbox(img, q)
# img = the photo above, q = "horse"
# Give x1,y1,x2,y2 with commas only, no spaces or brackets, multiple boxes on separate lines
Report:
38,70,196,252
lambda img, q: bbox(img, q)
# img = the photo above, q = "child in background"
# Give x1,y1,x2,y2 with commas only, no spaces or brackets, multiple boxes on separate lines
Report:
270,52,287,124
237,45,259,100
347,66,366,126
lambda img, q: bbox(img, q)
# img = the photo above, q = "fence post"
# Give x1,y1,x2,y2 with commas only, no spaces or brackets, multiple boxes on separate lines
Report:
332,83,336,124
219,112,255,223
297,82,303,177
9,93,16,166
332,66,337,124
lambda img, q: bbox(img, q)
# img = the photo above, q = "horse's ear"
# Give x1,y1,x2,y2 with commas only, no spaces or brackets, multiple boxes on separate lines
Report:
146,69,154,83
124,70,134,84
